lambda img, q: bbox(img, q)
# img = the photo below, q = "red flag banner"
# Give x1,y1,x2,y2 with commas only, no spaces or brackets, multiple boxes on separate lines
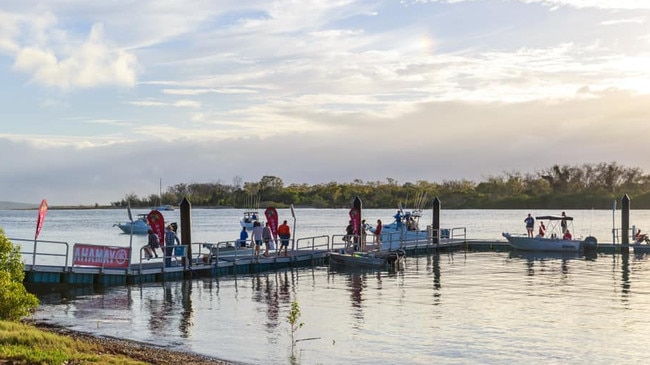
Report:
147,210,165,246
35,199,48,240
349,207,360,235
264,207,279,240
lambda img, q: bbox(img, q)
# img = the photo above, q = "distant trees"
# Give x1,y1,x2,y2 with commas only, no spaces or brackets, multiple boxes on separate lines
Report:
111,162,650,209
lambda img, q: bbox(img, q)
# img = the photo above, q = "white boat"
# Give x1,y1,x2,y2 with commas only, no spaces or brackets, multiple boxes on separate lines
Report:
240,210,261,230
367,206,445,250
239,193,263,230
114,214,150,235
502,214,597,252
329,249,405,268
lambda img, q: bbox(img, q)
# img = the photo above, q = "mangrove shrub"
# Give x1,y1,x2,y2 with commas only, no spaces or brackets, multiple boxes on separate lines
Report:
0,228,39,321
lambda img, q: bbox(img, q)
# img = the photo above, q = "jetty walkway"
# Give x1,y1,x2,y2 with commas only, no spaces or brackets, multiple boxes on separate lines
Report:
14,227,469,286
13,226,645,287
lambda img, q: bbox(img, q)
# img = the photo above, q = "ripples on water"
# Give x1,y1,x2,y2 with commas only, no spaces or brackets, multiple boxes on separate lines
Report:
31,251,650,365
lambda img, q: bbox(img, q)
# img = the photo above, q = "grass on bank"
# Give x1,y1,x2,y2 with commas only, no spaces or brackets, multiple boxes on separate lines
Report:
0,320,147,365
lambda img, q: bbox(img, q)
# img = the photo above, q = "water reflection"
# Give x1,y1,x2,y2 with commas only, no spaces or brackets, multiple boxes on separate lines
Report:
27,251,650,364
326,266,402,328
140,282,193,337
508,249,582,278
621,251,630,298
251,270,297,334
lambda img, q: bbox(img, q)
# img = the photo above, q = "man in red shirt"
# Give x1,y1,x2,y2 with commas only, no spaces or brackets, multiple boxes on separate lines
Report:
278,220,291,257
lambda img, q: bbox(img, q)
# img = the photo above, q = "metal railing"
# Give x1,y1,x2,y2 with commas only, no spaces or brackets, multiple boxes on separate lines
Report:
138,244,188,271
12,237,70,269
295,235,330,252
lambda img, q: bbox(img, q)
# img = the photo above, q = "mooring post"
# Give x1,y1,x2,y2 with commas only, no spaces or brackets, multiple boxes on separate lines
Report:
180,197,192,266
621,194,630,247
433,197,440,244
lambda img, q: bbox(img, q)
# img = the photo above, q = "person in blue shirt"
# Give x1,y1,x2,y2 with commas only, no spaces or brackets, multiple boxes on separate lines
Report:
239,227,248,247
394,210,403,230
524,213,535,237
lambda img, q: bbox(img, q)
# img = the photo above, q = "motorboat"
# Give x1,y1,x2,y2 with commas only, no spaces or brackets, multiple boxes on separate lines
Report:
502,214,598,252
114,214,150,235
366,207,446,250
239,193,263,230
154,204,174,211
329,249,405,268
240,210,262,230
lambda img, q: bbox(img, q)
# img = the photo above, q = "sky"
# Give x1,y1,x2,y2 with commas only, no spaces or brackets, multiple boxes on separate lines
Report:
1,0,649,206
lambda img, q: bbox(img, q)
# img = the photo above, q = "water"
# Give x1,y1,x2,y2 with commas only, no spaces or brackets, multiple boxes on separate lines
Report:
3,208,650,364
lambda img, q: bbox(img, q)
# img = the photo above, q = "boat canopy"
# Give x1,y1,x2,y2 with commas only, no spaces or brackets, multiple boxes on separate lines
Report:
535,215,573,221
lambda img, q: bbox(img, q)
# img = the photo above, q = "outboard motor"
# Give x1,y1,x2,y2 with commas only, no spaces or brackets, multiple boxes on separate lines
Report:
583,236,598,257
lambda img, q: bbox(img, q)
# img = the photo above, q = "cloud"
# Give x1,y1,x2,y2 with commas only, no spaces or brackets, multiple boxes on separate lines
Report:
1,89,650,205
1,1,650,205
12,23,137,89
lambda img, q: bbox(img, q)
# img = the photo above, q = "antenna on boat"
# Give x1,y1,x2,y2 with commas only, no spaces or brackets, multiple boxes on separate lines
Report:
612,199,617,243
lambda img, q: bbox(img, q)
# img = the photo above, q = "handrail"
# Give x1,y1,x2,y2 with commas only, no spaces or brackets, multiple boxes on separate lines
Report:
295,235,330,252
11,237,70,269
138,245,163,272
199,240,251,263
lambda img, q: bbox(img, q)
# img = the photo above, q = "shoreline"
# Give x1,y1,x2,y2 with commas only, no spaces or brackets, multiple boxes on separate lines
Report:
25,320,235,365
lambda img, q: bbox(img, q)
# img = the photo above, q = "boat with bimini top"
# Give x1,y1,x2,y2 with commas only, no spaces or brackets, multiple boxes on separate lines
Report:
502,213,598,252
240,193,263,230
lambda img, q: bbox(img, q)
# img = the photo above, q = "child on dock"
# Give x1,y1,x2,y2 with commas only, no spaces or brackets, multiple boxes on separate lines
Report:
146,229,160,259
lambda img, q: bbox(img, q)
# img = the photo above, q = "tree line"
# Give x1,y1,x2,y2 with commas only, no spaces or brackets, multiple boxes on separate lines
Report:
112,162,650,209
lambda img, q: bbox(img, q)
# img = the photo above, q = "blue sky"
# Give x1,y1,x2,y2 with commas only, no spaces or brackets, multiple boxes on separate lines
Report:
1,0,649,205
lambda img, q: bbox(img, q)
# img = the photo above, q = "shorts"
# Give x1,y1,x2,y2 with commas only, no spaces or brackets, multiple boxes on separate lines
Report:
255,240,262,246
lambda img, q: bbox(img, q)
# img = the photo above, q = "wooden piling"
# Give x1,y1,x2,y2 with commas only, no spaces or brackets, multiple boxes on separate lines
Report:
622,194,630,247
433,197,440,244
180,197,192,266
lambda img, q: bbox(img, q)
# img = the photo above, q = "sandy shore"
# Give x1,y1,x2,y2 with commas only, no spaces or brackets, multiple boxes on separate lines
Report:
29,321,235,365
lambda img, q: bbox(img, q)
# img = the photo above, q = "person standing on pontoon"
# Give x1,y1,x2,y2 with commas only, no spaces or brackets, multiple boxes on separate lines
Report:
262,222,273,257
251,221,263,257
375,219,383,251
239,227,248,248
278,220,291,257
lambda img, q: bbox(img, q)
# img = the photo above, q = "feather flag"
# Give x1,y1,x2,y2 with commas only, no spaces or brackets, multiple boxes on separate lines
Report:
35,199,48,240
264,206,279,240
147,210,165,246
349,207,360,235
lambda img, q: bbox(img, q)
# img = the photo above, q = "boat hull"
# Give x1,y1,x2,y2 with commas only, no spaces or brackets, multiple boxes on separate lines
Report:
116,221,150,235
329,250,405,268
379,228,431,250
502,233,582,252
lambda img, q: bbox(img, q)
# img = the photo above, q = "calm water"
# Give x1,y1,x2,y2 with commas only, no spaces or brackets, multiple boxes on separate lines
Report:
3,208,650,364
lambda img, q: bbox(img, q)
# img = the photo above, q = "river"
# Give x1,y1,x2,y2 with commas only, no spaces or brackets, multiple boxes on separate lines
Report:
3,207,650,364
